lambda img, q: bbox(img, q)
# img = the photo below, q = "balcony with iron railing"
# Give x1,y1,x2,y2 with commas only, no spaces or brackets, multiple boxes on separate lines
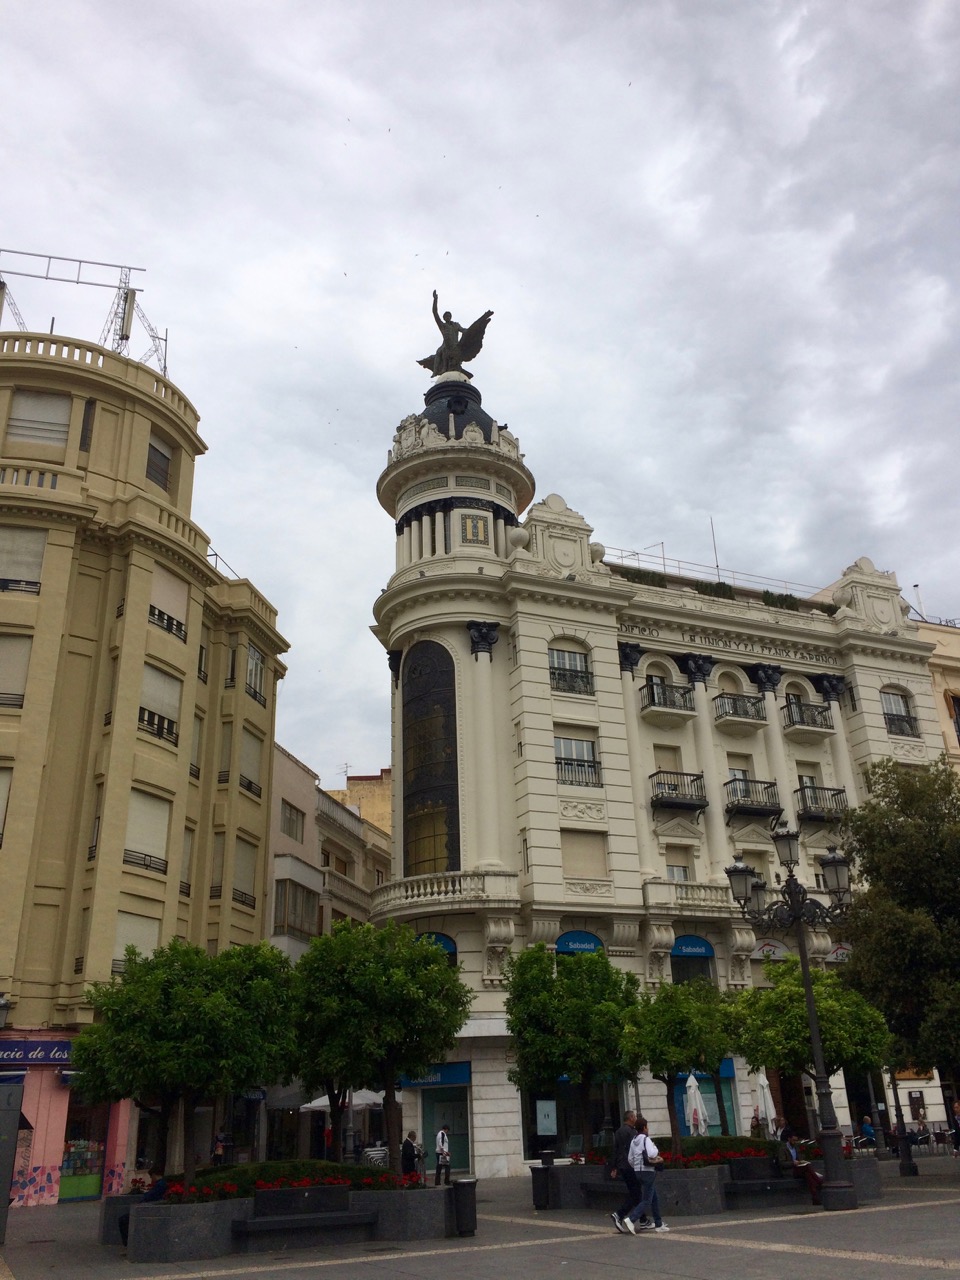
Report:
884,712,921,738
246,682,267,707
232,888,256,909
639,682,696,728
147,604,187,642
123,849,168,875
556,757,603,787
239,774,262,798
782,700,835,743
549,667,595,696
714,693,766,735
137,707,179,745
723,778,781,821
649,770,708,813
795,785,848,822
0,692,24,709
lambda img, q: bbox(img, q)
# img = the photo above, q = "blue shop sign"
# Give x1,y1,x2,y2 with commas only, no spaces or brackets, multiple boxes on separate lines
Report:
399,1061,472,1088
556,931,603,954
0,1040,72,1065
671,935,714,958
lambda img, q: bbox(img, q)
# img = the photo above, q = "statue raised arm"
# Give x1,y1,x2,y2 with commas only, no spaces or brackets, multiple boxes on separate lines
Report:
418,291,493,379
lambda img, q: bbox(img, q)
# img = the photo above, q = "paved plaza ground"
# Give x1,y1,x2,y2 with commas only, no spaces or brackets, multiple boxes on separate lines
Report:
3,1156,960,1280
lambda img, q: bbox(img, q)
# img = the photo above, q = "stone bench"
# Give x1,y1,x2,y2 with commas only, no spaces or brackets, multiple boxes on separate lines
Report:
722,1155,808,1210
232,1209,378,1252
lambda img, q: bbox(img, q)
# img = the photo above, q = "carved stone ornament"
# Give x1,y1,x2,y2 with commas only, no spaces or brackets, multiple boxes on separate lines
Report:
527,917,562,947
749,663,783,693
564,879,614,896
813,673,846,703
466,619,500,659
892,739,929,762
484,916,516,948
608,917,640,956
618,642,643,675
679,652,716,685
387,649,403,686
559,799,607,822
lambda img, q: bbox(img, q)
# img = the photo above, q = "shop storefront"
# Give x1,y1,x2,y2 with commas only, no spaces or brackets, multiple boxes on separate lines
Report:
400,1061,471,1172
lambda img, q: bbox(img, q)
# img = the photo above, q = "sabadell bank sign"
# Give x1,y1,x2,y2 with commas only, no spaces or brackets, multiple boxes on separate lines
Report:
0,1041,73,1064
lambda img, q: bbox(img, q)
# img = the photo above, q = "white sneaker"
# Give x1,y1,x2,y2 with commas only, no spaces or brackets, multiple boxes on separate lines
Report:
637,1221,655,1230
624,1216,636,1235
654,1224,670,1232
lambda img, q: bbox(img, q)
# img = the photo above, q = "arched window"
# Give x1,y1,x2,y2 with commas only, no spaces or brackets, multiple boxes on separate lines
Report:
402,641,461,876
548,642,594,695
670,934,715,984
717,671,741,695
880,686,920,738
418,932,458,967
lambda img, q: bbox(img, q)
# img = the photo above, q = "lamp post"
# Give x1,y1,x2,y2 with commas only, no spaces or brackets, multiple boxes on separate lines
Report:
726,829,857,1211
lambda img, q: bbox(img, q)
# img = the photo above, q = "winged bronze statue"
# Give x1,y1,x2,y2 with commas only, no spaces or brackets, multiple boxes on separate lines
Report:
417,291,494,379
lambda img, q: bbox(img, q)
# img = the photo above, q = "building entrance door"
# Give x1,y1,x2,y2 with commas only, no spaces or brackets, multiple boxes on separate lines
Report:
421,1087,470,1174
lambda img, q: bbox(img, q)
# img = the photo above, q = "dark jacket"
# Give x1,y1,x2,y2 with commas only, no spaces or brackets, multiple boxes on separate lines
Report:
401,1139,418,1175
613,1122,637,1172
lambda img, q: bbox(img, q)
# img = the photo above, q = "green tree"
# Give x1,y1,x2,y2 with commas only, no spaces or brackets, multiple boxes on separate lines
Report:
841,756,960,1071
503,945,640,1152
622,980,737,1156
71,939,294,1181
292,921,473,1173
734,956,890,1082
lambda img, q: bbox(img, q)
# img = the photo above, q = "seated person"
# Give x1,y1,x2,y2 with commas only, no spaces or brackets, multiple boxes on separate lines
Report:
859,1116,876,1145
777,1127,823,1205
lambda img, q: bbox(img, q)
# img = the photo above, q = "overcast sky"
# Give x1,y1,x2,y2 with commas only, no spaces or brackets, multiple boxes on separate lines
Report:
2,1,957,787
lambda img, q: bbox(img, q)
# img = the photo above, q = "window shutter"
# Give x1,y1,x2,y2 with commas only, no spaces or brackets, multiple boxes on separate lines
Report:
191,716,203,766
0,767,11,838
8,392,71,445
235,838,257,895
182,827,194,880
0,528,45,580
113,911,160,961
140,664,181,720
150,564,188,620
211,832,225,885
124,789,171,858
0,637,32,694
240,729,262,784
219,722,233,773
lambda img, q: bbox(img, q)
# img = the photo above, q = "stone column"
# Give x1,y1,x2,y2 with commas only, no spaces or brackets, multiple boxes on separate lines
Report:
752,663,795,826
434,511,444,557
410,518,421,562
619,643,656,879
400,523,412,569
467,621,501,868
679,653,728,880
816,675,859,804
420,513,432,558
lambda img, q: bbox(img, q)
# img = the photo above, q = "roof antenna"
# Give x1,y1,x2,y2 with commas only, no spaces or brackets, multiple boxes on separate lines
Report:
913,584,927,622
710,517,721,581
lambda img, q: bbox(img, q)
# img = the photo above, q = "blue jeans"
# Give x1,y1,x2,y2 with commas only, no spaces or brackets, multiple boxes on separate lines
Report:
627,1170,661,1226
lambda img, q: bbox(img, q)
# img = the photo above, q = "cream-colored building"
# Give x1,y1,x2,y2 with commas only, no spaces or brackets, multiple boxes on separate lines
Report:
0,332,287,1204
918,619,960,771
327,767,393,835
370,370,944,1177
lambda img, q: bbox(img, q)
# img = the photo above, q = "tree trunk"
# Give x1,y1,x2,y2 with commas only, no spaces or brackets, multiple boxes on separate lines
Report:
182,1093,199,1183
710,1068,730,1135
578,1078,594,1155
323,1080,348,1163
657,1074,684,1157
382,1080,403,1174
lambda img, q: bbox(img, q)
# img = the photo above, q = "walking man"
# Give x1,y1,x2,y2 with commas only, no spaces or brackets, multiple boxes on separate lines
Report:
623,1117,670,1234
435,1123,452,1186
610,1109,643,1233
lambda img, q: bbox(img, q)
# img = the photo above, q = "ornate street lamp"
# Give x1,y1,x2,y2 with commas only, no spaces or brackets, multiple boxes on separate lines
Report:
726,831,857,1211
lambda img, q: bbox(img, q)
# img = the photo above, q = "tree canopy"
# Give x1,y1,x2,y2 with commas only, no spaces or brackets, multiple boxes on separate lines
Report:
503,945,640,1151
71,939,294,1180
291,920,472,1171
622,979,737,1154
734,955,889,1080
841,756,960,1070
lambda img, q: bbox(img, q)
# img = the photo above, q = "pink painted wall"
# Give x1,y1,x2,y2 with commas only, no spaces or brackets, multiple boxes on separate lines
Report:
11,1067,69,1207
103,1099,131,1195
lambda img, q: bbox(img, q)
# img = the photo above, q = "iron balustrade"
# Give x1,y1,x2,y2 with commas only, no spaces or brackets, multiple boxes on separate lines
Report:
549,667,595,695
103,710,112,725
74,956,83,974
87,845,97,861
218,770,230,784
116,599,125,617
245,682,267,707
724,778,781,807
239,774,262,798
123,849,169,875
0,693,24,708
795,785,848,819
111,959,126,974
210,884,223,899
556,757,603,787
639,683,695,713
197,668,208,684
232,888,256,908
179,881,191,898
147,604,187,642
713,693,766,723
0,578,40,594
782,701,834,731
137,707,179,745
189,763,200,779
649,770,708,810
884,712,921,738
224,677,236,689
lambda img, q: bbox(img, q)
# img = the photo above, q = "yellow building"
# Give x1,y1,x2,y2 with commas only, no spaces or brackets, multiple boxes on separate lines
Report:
918,619,960,770
326,768,393,834
0,332,287,1205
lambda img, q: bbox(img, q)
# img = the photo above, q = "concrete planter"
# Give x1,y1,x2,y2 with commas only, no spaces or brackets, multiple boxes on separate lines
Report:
126,1197,254,1264
351,1186,456,1240
846,1156,882,1201
98,1194,142,1245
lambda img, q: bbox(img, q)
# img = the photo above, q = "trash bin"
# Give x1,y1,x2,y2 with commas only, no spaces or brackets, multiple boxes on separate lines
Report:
453,1177,478,1236
530,1164,558,1210
540,1150,555,1166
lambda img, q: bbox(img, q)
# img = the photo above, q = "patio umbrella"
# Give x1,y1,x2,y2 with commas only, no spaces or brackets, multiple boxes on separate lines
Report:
301,1089,402,1111
752,1069,776,1131
684,1072,710,1136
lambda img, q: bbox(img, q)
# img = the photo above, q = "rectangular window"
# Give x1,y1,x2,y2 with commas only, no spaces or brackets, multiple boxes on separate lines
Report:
146,432,172,491
548,648,594,695
139,663,181,743
334,855,349,876
113,911,161,965
274,879,323,942
79,399,95,452
666,863,690,881
218,720,233,783
234,837,257,907
7,391,71,446
246,643,266,705
148,564,188,641
181,827,194,896
198,624,210,683
0,636,31,708
210,831,225,895
0,527,45,592
190,716,203,778
123,789,171,874
554,735,600,786
280,800,305,842
560,830,608,879
240,728,262,797
653,743,681,773
226,635,238,687
952,696,960,745
0,767,11,847
87,783,103,858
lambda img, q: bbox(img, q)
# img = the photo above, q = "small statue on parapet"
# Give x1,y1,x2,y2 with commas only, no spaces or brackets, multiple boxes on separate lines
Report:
417,290,493,379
